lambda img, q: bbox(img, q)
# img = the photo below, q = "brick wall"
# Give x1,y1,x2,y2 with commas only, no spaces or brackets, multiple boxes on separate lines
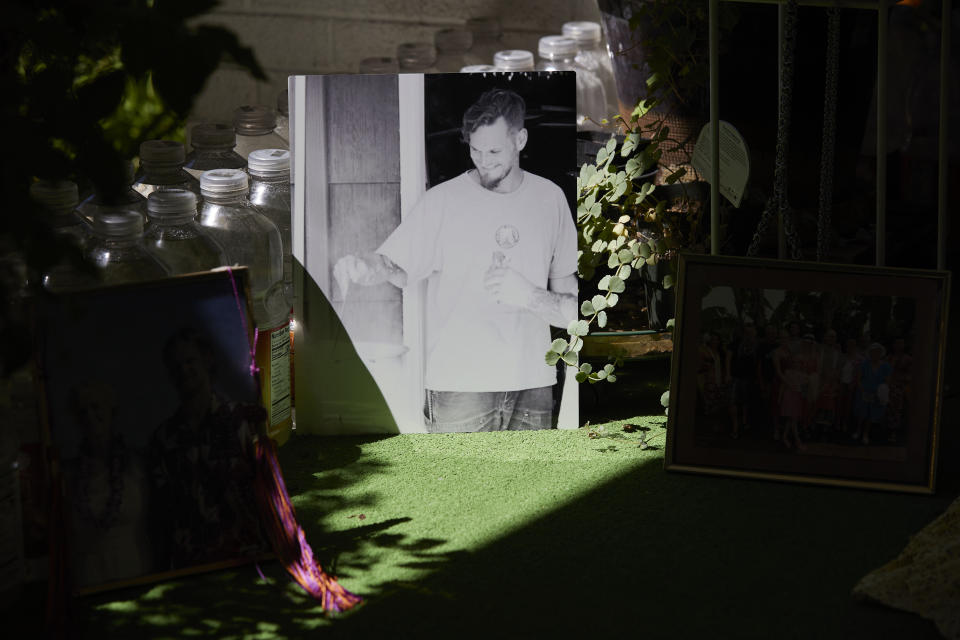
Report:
188,0,602,122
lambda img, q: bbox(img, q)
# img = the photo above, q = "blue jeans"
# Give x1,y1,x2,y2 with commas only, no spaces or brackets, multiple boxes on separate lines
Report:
423,386,555,433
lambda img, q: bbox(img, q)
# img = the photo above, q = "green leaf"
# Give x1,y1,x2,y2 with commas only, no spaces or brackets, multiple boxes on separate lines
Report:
546,350,561,366
579,363,593,374
570,336,584,353
607,293,619,307
596,369,608,380
591,239,607,253
591,295,607,311
598,275,611,291
581,301,595,316
660,390,670,407
607,252,620,269
606,136,617,155
568,319,590,337
620,265,632,280
666,318,675,330
608,276,625,294
597,310,607,328
638,243,652,258
604,364,615,374
550,338,568,353
663,274,675,289
561,351,579,366
607,374,617,383
612,179,627,200
618,248,633,264
575,372,589,383
596,146,608,166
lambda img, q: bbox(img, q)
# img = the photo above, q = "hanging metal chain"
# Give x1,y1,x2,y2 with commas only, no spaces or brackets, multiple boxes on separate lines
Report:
816,6,841,262
747,0,801,260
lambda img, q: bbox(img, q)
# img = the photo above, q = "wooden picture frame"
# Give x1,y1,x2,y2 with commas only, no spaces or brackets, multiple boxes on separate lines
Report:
35,269,272,595
664,254,950,494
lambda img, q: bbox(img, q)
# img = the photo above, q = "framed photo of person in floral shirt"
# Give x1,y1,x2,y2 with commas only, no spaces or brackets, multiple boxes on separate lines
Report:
37,269,272,594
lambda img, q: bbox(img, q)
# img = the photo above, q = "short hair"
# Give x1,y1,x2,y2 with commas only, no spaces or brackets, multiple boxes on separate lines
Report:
162,326,216,376
461,88,526,143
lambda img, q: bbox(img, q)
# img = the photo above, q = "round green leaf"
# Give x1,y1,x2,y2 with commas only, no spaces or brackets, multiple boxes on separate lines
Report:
550,338,568,353
580,301,595,316
591,295,607,311
608,276,625,294
597,310,607,328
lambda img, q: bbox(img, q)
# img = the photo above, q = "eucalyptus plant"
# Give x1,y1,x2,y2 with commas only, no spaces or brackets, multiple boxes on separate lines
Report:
546,99,691,384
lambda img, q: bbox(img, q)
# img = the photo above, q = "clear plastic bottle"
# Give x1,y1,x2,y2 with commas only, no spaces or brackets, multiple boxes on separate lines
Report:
144,189,226,275
493,49,535,72
133,140,203,204
31,179,99,292
247,149,292,297
184,123,246,181
435,28,473,72
77,161,148,226
359,57,399,74
29,179,88,246
233,105,289,161
197,169,282,301
197,169,291,445
275,89,289,145
460,64,498,73
536,35,607,131
563,21,619,124
86,209,170,286
466,16,504,66
397,42,438,73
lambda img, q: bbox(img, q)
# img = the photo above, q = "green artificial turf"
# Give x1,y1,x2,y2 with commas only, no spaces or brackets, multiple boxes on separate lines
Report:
42,414,956,640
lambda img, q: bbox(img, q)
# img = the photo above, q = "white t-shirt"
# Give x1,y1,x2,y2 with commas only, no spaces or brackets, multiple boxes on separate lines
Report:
377,170,577,392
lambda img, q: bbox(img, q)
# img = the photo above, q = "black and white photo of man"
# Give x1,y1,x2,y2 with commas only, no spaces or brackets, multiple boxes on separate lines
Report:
332,82,578,432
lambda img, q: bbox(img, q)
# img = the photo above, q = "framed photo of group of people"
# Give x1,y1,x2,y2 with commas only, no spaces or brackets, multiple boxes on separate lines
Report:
665,254,950,493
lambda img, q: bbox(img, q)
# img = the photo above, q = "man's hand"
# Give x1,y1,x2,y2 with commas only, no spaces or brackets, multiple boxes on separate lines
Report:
333,253,408,290
484,266,536,307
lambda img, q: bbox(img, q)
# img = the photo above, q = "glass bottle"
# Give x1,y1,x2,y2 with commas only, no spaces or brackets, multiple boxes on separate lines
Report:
536,35,607,131
435,28,473,72
493,49,535,72
563,21,619,124
275,89,289,145
247,149,292,298
397,42,438,73
359,57,399,74
144,189,226,275
466,16,504,66
77,161,148,226
132,140,203,203
86,209,169,286
233,105,288,161
184,123,246,181
197,169,290,445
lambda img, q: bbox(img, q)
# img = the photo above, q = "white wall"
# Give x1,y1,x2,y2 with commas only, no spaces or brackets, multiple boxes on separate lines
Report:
188,0,602,122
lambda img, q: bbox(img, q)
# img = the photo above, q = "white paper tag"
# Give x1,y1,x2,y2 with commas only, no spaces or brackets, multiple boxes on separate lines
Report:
691,121,750,208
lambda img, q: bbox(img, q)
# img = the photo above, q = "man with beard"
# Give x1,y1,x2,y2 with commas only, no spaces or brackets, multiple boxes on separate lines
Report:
334,87,577,433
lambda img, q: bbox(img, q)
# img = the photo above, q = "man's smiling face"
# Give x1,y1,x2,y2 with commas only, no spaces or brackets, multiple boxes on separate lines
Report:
468,116,525,191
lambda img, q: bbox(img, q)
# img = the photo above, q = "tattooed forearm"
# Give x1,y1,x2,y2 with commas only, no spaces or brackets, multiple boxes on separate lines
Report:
527,287,577,329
